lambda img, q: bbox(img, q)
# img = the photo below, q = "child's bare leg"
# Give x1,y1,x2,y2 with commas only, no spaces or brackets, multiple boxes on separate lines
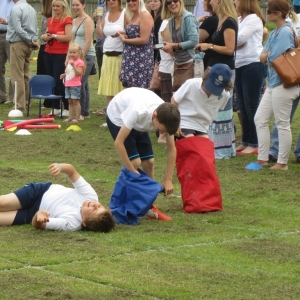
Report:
0,193,22,211
68,99,74,120
74,99,81,121
141,158,154,179
0,193,21,225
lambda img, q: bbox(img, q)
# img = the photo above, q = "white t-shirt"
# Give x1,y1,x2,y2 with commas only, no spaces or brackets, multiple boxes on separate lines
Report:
235,14,264,68
103,9,125,52
107,87,164,131
173,78,230,133
158,20,174,74
39,176,98,231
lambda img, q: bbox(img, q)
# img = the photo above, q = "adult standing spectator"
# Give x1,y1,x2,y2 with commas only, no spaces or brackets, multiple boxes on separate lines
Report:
0,0,14,105
255,0,299,170
71,0,96,120
6,0,39,112
234,0,266,155
197,0,218,70
119,0,154,89
161,0,203,90
38,0,52,109
42,0,72,116
93,11,105,80
96,0,125,116
195,0,238,159
194,0,209,23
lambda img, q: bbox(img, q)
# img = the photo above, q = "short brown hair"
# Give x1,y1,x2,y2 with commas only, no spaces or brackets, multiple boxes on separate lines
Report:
83,207,116,233
156,103,180,135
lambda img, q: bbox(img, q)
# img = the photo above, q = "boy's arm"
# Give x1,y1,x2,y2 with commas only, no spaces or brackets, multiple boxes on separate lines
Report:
115,125,140,174
32,210,50,230
48,163,80,183
164,134,176,196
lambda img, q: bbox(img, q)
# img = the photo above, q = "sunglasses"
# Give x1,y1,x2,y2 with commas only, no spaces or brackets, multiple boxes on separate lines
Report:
267,9,279,15
126,0,137,2
166,0,179,4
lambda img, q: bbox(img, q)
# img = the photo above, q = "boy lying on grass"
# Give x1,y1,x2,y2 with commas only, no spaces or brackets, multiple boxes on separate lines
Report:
0,163,115,233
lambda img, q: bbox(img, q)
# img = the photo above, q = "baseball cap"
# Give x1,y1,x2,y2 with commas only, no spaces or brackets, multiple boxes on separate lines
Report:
204,64,232,96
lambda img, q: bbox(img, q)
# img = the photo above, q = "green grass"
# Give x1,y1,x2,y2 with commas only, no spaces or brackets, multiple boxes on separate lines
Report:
1,58,300,299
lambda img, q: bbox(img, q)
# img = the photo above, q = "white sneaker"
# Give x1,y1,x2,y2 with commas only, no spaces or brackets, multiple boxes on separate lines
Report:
62,110,69,117
49,109,61,115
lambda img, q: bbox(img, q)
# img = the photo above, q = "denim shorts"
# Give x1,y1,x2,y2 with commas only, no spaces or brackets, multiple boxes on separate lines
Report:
106,115,154,161
13,182,52,225
65,86,81,99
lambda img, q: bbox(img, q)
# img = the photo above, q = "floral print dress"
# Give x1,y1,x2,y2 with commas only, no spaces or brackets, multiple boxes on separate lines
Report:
119,24,154,88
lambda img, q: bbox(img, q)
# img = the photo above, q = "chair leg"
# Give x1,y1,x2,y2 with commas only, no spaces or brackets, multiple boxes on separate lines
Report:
27,97,30,117
39,99,42,118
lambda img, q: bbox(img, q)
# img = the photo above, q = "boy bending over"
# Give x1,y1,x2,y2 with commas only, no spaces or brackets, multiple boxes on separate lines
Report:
106,88,180,221
0,163,115,232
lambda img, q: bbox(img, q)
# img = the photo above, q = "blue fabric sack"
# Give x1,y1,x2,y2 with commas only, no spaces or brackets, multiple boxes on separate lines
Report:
109,167,164,225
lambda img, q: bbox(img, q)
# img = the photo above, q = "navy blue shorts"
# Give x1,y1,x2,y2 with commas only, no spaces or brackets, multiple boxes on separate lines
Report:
106,115,154,161
13,182,52,225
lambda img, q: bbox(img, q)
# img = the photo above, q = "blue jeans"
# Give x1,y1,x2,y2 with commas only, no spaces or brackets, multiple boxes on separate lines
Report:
235,62,265,147
269,96,300,158
44,52,68,110
80,55,95,117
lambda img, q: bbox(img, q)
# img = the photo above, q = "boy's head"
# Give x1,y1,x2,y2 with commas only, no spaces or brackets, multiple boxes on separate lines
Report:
81,200,116,233
203,64,233,96
153,102,180,135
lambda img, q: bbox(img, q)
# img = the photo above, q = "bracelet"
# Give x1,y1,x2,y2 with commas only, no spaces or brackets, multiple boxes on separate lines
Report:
55,163,61,172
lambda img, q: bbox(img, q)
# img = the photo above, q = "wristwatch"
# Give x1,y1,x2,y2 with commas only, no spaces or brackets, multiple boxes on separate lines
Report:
210,44,214,50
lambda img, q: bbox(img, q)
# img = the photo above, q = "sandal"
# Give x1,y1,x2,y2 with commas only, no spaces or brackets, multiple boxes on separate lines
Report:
72,119,78,123
64,118,74,122
79,115,84,121
92,108,107,116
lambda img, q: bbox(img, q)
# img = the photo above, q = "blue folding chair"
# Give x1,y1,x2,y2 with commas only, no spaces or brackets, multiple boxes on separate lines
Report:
27,75,63,118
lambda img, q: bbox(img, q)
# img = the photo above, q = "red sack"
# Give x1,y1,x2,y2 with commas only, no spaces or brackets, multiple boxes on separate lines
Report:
176,136,222,213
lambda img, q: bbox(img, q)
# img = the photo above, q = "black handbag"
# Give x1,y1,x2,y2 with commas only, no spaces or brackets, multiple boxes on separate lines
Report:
89,62,97,76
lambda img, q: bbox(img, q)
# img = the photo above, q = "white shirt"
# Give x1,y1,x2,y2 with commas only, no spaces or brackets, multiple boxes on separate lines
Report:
107,87,164,131
158,20,174,74
286,14,300,36
235,14,264,68
103,9,125,52
173,78,230,133
39,176,98,231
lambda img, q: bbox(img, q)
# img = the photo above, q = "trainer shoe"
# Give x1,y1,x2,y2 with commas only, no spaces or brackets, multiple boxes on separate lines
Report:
49,109,61,115
146,205,172,221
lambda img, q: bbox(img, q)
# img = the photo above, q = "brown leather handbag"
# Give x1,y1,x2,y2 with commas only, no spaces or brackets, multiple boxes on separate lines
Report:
271,27,300,88
172,61,194,92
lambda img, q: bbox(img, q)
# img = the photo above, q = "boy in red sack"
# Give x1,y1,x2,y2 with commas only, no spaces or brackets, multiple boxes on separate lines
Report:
171,64,233,213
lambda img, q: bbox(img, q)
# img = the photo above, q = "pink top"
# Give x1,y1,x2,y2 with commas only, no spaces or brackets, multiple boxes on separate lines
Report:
65,59,84,87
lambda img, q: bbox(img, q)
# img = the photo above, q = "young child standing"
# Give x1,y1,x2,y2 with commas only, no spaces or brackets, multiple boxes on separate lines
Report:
60,43,85,122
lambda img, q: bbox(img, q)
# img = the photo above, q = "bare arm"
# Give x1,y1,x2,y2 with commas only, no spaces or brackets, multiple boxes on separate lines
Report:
114,126,140,174
199,28,209,42
95,12,106,39
199,28,236,55
163,134,176,196
48,163,80,183
119,12,153,46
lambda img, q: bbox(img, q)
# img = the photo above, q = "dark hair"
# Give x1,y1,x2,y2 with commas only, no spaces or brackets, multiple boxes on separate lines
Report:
42,0,53,17
268,0,290,19
205,0,215,16
238,0,265,25
83,208,116,233
156,103,180,135
151,0,163,21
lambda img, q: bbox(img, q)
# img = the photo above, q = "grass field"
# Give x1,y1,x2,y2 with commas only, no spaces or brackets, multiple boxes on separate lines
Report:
0,58,300,300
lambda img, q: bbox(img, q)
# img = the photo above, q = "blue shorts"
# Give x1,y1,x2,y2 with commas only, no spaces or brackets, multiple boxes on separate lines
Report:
13,182,52,225
106,115,154,161
65,86,81,99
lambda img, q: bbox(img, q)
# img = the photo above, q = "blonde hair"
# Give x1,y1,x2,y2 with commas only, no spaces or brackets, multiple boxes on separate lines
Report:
68,43,86,73
125,0,148,20
161,0,186,19
217,0,238,21
51,0,72,23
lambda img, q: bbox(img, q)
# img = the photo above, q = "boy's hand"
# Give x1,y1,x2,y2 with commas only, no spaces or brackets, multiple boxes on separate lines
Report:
36,210,50,223
48,163,62,177
163,179,173,196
